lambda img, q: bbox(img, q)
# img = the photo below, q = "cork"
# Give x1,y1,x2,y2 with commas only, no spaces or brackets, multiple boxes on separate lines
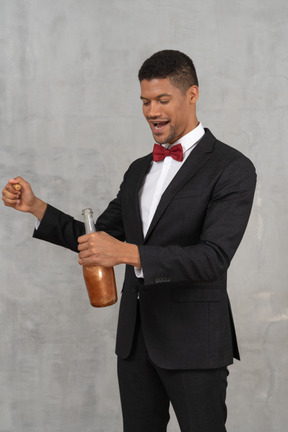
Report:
13,184,22,191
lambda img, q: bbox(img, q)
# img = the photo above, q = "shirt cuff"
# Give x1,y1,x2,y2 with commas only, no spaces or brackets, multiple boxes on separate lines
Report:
134,267,144,279
35,218,41,230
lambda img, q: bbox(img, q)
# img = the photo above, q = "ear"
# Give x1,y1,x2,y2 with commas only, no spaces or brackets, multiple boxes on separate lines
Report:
187,85,199,104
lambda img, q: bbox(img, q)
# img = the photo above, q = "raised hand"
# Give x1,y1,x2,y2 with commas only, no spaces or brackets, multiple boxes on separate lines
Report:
2,177,47,220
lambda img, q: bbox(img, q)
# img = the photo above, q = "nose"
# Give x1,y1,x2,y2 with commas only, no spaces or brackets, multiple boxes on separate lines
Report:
146,101,161,118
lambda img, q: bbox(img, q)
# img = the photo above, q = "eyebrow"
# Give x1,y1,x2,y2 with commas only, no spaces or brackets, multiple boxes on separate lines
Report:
140,93,172,100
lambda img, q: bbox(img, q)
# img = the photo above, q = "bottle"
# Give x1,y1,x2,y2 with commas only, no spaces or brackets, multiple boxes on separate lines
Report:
82,208,117,307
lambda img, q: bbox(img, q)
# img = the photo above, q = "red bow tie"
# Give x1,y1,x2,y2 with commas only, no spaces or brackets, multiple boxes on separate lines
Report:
152,143,183,162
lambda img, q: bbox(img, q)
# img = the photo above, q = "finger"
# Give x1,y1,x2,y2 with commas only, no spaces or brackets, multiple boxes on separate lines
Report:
78,249,99,261
2,186,21,202
78,255,99,266
78,256,89,266
3,183,18,195
8,178,22,191
2,195,20,207
2,180,23,200
78,234,90,244
9,176,24,185
78,242,89,252
78,250,90,259
9,177,31,193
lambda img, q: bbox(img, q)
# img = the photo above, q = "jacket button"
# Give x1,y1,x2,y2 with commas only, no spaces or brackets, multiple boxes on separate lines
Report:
155,277,171,284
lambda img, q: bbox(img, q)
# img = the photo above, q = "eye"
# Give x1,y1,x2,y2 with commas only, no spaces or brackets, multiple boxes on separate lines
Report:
159,100,170,104
142,100,150,106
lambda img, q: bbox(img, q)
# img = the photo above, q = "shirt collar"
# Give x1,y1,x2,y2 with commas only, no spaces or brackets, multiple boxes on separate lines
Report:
163,122,205,153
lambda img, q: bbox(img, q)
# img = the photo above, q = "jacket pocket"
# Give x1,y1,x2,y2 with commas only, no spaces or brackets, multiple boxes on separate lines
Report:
172,287,223,303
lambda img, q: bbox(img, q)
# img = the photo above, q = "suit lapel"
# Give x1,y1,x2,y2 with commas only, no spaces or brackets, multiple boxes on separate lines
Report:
144,129,216,242
129,154,153,243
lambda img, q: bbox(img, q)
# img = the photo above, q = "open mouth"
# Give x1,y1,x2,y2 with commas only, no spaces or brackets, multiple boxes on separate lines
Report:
152,121,169,131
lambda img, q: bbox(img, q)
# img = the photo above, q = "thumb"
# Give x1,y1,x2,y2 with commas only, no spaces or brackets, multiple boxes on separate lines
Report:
9,177,31,191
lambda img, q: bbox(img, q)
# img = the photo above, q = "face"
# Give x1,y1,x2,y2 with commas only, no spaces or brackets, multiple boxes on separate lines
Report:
140,78,199,145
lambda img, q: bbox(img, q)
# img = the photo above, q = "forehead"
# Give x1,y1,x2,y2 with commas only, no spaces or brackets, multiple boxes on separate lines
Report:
140,78,183,99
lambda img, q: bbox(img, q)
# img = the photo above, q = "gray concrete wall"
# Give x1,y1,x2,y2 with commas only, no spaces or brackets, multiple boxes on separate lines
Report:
1,0,287,431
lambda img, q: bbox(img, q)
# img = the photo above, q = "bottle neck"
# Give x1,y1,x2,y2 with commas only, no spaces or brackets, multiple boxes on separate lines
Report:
82,209,96,234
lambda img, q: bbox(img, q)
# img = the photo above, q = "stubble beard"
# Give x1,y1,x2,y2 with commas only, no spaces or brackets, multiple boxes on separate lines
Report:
153,125,178,146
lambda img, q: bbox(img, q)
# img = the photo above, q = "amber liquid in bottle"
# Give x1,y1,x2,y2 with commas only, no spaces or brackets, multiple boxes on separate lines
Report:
82,208,117,307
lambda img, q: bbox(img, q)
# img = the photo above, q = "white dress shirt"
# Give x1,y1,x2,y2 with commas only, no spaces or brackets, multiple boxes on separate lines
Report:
135,122,205,278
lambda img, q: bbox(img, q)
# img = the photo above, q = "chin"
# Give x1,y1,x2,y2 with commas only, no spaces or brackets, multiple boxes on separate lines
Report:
153,135,167,145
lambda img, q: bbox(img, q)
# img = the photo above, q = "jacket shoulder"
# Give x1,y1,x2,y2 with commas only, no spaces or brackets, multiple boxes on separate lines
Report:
204,128,256,172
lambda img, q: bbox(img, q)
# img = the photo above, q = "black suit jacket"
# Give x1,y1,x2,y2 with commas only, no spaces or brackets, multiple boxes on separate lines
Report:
34,129,256,370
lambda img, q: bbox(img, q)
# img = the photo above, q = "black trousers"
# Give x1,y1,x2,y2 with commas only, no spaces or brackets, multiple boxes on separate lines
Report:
117,305,229,432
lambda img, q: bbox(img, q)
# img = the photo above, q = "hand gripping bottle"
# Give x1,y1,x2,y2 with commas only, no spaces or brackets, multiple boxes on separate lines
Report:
82,208,117,307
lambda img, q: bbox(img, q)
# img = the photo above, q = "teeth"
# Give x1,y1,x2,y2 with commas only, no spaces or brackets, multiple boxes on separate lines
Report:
153,121,168,130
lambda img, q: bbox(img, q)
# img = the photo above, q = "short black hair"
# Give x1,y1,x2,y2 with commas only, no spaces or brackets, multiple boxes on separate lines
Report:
138,50,199,93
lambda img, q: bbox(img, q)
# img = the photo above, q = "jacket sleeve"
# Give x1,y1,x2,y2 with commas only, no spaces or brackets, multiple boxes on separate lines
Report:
32,156,143,251
33,205,85,252
33,191,125,251
138,155,257,285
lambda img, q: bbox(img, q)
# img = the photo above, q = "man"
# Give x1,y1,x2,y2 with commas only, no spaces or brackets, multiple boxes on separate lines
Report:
2,50,256,431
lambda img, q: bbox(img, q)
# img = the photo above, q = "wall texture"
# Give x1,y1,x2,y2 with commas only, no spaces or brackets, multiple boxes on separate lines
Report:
1,0,287,431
